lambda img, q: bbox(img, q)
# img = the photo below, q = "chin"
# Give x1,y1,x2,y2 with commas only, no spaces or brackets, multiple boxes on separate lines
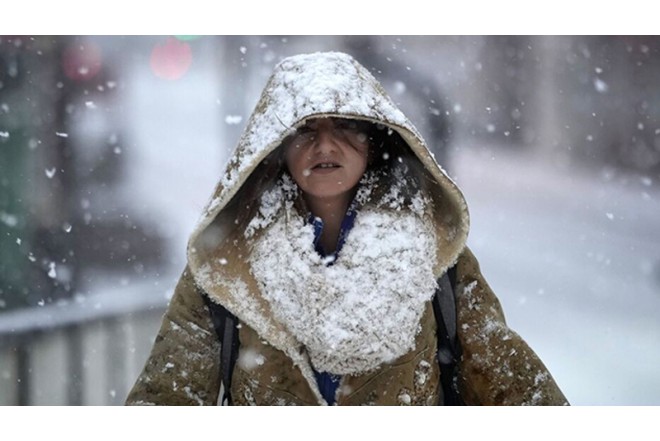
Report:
304,187,351,200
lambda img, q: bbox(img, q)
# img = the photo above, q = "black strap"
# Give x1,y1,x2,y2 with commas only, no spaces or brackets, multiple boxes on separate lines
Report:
202,294,239,406
432,265,464,405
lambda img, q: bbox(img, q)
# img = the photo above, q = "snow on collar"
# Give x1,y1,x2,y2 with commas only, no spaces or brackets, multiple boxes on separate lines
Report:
249,204,439,375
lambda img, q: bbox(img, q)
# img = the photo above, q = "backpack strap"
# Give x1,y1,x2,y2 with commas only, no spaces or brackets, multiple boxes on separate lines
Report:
432,265,464,405
201,293,240,406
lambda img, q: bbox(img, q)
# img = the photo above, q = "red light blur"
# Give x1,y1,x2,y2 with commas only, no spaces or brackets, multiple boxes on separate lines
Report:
62,41,103,81
150,37,193,80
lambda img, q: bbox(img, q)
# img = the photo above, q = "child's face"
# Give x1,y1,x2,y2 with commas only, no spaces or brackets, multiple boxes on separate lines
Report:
285,117,370,204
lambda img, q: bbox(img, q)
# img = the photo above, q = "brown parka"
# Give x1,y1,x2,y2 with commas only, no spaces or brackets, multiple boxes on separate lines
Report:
125,52,569,406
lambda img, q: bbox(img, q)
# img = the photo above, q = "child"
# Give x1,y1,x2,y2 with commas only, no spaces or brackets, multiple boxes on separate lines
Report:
126,52,568,406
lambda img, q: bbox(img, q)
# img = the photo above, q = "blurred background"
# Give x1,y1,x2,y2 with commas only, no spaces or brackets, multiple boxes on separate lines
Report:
0,35,658,405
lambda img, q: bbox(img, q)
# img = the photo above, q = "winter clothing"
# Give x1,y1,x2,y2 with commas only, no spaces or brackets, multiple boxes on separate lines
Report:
309,207,356,405
125,52,568,406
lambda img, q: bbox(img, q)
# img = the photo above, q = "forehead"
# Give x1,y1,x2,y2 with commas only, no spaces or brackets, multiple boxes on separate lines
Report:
301,117,369,129
302,117,338,127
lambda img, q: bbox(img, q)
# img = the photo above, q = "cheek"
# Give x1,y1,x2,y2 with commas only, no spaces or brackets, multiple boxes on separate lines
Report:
284,150,308,186
355,150,369,172
284,149,300,173
345,154,368,185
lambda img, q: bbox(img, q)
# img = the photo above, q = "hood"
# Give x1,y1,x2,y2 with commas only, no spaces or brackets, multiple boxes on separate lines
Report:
186,51,470,404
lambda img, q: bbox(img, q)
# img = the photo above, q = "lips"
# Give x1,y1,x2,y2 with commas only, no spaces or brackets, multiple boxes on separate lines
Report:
312,162,341,170
307,162,341,176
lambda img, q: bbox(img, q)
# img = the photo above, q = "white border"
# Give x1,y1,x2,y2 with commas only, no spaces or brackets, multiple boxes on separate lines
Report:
2,1,657,35
2,406,660,441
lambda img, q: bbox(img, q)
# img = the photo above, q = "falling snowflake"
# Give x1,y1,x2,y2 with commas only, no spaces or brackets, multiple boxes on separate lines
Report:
594,78,609,93
225,115,243,125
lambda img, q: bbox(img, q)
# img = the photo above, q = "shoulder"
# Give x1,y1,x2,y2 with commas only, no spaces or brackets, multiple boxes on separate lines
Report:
452,248,570,405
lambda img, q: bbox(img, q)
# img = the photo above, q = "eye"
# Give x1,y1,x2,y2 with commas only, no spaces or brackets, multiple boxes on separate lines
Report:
291,125,315,147
333,119,370,145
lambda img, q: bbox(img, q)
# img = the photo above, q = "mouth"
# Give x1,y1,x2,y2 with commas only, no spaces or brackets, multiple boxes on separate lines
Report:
312,162,341,170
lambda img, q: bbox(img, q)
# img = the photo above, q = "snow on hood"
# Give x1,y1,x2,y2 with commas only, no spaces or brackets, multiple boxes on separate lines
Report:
189,51,469,270
185,51,470,403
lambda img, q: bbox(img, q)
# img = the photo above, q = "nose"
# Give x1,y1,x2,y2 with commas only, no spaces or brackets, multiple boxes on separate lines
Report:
312,122,339,155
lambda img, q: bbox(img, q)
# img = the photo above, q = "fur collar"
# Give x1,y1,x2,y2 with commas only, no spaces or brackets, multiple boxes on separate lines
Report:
249,203,439,375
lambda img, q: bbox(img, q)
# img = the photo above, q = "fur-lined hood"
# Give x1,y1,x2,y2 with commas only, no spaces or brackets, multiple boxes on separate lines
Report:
185,52,470,403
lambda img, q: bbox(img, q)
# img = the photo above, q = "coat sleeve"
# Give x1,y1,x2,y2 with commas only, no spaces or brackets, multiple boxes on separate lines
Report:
125,266,221,405
454,247,569,405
